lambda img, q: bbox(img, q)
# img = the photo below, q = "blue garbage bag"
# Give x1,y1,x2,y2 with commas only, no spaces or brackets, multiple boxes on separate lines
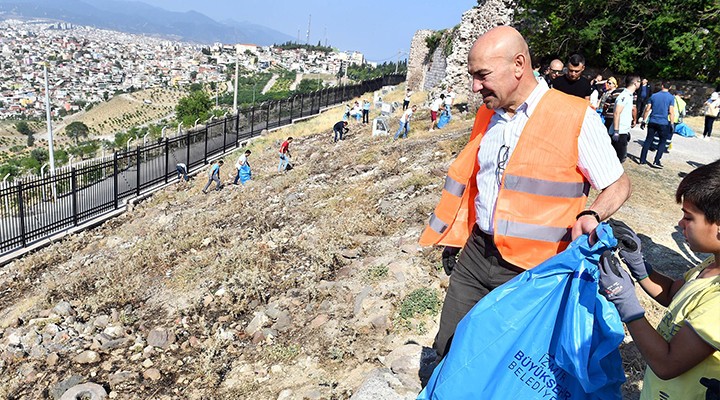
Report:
419,223,625,400
239,164,252,184
674,122,695,137
437,112,451,129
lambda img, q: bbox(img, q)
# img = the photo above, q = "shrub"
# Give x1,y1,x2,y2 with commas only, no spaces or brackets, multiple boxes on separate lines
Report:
399,288,440,320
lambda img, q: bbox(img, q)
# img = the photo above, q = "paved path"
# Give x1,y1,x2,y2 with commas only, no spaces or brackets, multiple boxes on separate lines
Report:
625,124,719,168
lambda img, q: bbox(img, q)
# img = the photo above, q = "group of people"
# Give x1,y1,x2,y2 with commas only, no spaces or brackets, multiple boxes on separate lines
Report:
421,26,719,399
537,53,719,170
174,136,297,194
394,86,457,140
344,100,372,124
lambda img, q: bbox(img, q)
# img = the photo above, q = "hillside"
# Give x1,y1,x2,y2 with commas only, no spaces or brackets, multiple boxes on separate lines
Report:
62,87,186,138
0,88,718,399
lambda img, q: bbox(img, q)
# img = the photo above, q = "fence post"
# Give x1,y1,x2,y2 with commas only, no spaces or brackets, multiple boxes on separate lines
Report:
186,130,191,168
135,146,141,196
71,167,78,226
277,100,282,127
204,126,209,164
17,181,26,247
164,138,170,184
250,106,255,135
265,103,270,130
300,94,304,119
113,152,119,209
223,117,227,151
235,112,240,148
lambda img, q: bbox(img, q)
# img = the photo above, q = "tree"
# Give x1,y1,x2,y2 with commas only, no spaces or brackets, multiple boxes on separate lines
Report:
65,121,89,145
15,121,33,135
175,90,213,127
517,0,720,81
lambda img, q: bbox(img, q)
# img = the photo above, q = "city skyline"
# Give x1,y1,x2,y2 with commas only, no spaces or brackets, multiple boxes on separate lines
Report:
132,0,478,62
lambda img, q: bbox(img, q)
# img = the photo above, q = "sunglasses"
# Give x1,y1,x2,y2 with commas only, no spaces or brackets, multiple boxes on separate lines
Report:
550,69,563,74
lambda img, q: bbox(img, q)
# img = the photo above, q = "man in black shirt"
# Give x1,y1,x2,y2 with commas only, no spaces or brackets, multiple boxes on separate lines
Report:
333,120,348,142
551,54,592,99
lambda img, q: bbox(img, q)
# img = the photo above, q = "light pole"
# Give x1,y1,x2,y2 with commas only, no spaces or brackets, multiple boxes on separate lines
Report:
233,53,239,112
178,122,183,135
126,138,133,151
194,118,200,128
68,155,75,169
143,131,150,147
43,62,57,201
161,126,167,139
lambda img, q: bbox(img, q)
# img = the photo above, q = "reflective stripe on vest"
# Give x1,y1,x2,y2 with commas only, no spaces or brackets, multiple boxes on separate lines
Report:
503,174,590,198
495,219,572,243
428,213,448,234
443,176,466,197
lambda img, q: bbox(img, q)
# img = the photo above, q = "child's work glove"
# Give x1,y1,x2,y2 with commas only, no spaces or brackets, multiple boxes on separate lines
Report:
599,250,645,323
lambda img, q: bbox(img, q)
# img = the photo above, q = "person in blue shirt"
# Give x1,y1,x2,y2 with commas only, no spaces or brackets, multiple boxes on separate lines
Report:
202,160,223,193
639,82,675,169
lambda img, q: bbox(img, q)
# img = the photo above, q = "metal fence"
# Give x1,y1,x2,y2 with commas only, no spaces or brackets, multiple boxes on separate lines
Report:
0,74,406,255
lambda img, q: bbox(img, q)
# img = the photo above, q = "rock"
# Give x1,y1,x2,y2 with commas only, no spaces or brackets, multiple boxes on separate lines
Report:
354,286,372,317
102,325,125,339
244,312,268,336
52,301,75,316
143,368,162,382
341,248,360,259
142,358,154,368
399,244,418,254
147,328,175,349
309,314,329,329
20,330,42,349
349,368,407,400
50,375,84,400
46,352,59,366
73,350,101,364
370,314,390,331
277,389,293,400
59,382,108,400
271,311,292,332
28,316,61,328
93,315,110,329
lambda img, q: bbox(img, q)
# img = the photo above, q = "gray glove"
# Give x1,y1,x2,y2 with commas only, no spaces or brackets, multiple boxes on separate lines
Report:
441,246,460,276
599,250,645,323
608,219,653,281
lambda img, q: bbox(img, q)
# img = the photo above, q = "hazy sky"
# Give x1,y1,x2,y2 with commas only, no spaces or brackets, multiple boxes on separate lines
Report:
135,0,478,62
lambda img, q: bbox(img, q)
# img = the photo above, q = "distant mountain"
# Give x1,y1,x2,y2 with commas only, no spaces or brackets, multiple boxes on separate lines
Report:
0,0,293,45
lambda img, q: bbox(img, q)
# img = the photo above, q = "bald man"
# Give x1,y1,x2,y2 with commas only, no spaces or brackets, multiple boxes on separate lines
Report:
420,26,631,358
545,58,564,87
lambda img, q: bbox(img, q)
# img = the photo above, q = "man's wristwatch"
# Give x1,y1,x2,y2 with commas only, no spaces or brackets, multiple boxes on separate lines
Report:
576,209,601,223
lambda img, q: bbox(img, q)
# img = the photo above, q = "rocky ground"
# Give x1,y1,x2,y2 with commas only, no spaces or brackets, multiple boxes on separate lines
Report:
0,97,718,399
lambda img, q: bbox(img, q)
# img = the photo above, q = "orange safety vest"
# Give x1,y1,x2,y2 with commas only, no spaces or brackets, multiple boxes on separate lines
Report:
419,89,590,270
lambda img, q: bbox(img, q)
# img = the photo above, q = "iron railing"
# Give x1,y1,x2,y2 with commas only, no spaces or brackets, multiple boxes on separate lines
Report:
0,74,406,255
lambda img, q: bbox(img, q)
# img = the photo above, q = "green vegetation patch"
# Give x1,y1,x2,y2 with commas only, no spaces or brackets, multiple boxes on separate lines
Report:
399,288,441,320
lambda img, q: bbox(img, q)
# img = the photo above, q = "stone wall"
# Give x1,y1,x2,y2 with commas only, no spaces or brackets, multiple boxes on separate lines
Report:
406,0,518,110
422,45,448,92
406,30,433,92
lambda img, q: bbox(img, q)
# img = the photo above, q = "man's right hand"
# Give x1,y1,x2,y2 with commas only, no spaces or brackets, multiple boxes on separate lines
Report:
441,246,460,276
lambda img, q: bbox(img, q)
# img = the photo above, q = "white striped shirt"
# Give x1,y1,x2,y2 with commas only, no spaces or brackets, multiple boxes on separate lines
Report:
474,79,624,234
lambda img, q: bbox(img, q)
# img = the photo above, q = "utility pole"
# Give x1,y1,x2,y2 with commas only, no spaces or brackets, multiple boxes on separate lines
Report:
306,14,311,45
233,51,239,111
43,62,57,201
395,50,401,74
